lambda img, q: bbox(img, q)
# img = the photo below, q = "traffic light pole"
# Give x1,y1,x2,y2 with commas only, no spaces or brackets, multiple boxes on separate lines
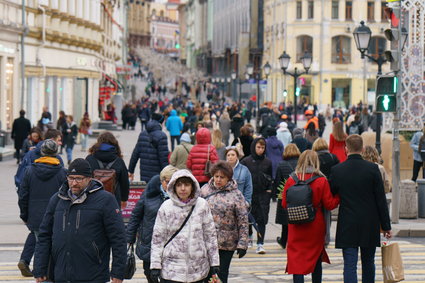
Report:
281,67,307,126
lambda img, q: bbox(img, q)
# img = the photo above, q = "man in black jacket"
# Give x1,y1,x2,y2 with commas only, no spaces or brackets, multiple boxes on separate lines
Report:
33,158,126,283
11,110,32,164
126,165,178,283
241,138,273,254
329,135,391,283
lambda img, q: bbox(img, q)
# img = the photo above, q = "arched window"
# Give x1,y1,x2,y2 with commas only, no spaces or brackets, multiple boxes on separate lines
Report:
296,35,313,62
368,36,387,59
332,36,351,64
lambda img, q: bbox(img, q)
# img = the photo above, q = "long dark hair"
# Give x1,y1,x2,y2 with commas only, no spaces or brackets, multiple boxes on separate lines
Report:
88,131,123,158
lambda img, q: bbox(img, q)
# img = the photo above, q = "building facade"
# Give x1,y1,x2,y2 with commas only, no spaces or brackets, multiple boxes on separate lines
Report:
263,0,392,108
128,0,152,50
150,15,179,58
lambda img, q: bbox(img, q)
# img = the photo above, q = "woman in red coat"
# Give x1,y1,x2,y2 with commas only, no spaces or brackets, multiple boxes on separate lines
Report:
282,150,339,283
187,127,219,186
329,120,347,163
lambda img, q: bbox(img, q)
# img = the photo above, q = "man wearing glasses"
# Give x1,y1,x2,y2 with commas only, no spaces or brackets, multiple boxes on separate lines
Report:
33,158,126,283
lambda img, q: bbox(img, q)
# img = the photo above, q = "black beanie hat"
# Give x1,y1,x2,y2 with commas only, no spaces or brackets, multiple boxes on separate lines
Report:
68,158,92,177
152,113,164,123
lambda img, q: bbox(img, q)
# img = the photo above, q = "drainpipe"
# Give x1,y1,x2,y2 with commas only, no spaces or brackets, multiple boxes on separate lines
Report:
36,4,46,77
21,0,26,109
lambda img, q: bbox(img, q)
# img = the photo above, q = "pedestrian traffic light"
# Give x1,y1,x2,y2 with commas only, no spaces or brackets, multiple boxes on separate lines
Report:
283,90,288,97
175,43,180,49
295,87,300,97
375,75,397,112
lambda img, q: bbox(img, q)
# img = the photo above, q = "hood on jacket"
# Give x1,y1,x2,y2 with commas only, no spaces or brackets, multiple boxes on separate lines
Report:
93,143,118,163
31,159,63,181
146,120,162,133
196,128,211,145
266,136,282,150
167,169,200,207
277,122,289,132
293,128,304,139
58,179,103,203
250,137,267,160
170,109,177,116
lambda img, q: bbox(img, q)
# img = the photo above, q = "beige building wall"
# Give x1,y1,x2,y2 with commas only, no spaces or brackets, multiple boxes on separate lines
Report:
264,0,391,109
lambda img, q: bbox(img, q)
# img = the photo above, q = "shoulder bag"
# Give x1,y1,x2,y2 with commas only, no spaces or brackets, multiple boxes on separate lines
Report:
164,204,196,248
204,145,212,177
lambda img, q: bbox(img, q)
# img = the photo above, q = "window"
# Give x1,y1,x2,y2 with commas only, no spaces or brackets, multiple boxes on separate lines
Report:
345,1,353,21
297,35,313,62
308,0,314,19
296,1,302,19
332,0,339,19
332,36,351,64
368,37,387,59
367,1,375,22
381,4,389,22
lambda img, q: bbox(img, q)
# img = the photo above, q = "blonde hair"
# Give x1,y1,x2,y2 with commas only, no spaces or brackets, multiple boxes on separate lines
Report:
283,144,301,160
211,129,225,149
295,150,324,178
362,145,381,164
160,165,179,181
312,138,329,152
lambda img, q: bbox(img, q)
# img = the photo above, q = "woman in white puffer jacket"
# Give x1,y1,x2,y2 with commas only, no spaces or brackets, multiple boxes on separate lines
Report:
150,169,220,283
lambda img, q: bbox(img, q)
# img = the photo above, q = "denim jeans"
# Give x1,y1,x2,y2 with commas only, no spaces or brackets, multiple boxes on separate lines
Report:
343,247,376,283
20,232,36,264
170,136,180,151
80,134,88,151
66,146,73,163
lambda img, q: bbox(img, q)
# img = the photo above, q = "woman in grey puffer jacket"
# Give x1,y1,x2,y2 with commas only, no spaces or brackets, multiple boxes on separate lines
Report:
150,170,220,283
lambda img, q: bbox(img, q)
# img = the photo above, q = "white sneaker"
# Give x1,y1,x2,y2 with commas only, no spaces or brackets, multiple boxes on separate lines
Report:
248,236,253,248
256,244,266,254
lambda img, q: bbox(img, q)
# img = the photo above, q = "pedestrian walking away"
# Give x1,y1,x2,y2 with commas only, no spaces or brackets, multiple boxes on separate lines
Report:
11,110,32,164
62,115,78,165
329,135,392,283
166,109,183,151
33,158,127,283
170,133,193,169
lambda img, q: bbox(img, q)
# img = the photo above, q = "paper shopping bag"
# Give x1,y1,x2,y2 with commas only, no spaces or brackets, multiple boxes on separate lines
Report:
381,242,405,283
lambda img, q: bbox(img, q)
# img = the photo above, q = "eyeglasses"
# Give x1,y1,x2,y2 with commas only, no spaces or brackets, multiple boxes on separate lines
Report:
67,177,86,183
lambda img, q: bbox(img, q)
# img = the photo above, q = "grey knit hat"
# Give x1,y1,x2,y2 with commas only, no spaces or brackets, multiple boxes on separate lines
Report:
41,139,58,157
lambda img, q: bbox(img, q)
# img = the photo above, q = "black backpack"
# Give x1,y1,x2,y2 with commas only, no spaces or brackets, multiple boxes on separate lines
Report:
286,173,319,224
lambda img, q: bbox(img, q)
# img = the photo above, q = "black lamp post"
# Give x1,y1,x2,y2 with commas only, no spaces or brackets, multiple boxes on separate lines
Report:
279,51,312,126
247,62,272,132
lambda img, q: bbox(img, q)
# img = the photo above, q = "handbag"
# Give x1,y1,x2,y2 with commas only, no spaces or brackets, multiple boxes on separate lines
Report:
124,244,136,279
204,145,212,177
381,242,404,283
164,204,196,248
235,138,245,158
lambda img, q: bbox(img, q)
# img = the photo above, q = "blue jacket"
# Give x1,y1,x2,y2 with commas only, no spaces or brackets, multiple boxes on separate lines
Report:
233,162,253,204
18,157,67,231
266,136,284,179
15,141,64,188
33,180,126,282
410,131,422,162
129,120,169,182
166,109,183,137
126,175,168,261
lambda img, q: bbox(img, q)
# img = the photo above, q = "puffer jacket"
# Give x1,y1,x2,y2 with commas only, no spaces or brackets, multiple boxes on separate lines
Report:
232,161,253,204
266,136,284,179
166,109,183,136
129,120,169,182
33,180,127,282
170,142,193,169
150,170,219,282
186,128,219,183
200,179,249,251
126,175,168,261
18,157,67,231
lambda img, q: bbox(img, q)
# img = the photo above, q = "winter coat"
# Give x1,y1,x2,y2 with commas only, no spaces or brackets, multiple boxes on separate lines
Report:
230,116,244,139
232,161,253,204
126,175,168,261
79,118,91,135
150,170,219,282
138,107,151,121
282,174,339,275
219,117,231,145
266,136,284,179
62,122,78,148
129,120,169,182
291,137,312,153
166,110,183,137
276,130,292,147
86,144,130,205
329,154,391,248
274,158,298,225
21,138,40,156
186,128,219,183
200,179,249,251
329,134,347,163
33,180,127,282
231,135,254,158
18,157,67,231
15,141,64,188
317,150,340,178
170,142,194,169
410,131,422,162
11,116,31,150
216,145,226,160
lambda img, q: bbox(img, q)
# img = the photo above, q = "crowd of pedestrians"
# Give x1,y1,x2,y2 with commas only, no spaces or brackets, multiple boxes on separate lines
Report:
11,91,397,283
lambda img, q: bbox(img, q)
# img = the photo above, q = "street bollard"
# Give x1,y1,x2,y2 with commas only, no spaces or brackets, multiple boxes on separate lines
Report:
418,179,425,218
399,179,418,219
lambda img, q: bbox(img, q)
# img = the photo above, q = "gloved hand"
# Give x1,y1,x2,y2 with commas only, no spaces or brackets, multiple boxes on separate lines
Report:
149,269,161,283
236,248,247,258
210,266,220,276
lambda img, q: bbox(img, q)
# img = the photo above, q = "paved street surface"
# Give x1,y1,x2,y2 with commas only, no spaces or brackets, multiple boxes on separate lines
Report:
1,118,425,282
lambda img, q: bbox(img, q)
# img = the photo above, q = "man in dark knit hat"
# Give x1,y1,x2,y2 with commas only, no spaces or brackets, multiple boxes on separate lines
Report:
33,158,126,283
18,139,67,277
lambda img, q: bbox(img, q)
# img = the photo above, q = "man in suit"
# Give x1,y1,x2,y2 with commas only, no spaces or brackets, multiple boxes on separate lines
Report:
329,134,391,283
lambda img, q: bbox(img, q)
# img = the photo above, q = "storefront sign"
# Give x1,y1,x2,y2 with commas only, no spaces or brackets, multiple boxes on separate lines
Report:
121,182,146,222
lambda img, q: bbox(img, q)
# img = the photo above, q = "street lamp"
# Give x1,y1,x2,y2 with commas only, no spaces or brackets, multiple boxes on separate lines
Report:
278,51,312,126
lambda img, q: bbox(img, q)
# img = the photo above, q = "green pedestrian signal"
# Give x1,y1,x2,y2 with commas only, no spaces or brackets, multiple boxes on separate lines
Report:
375,75,397,113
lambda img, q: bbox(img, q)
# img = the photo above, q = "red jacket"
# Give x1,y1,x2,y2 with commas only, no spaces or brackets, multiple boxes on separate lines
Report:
329,134,347,162
186,128,218,183
282,173,339,275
